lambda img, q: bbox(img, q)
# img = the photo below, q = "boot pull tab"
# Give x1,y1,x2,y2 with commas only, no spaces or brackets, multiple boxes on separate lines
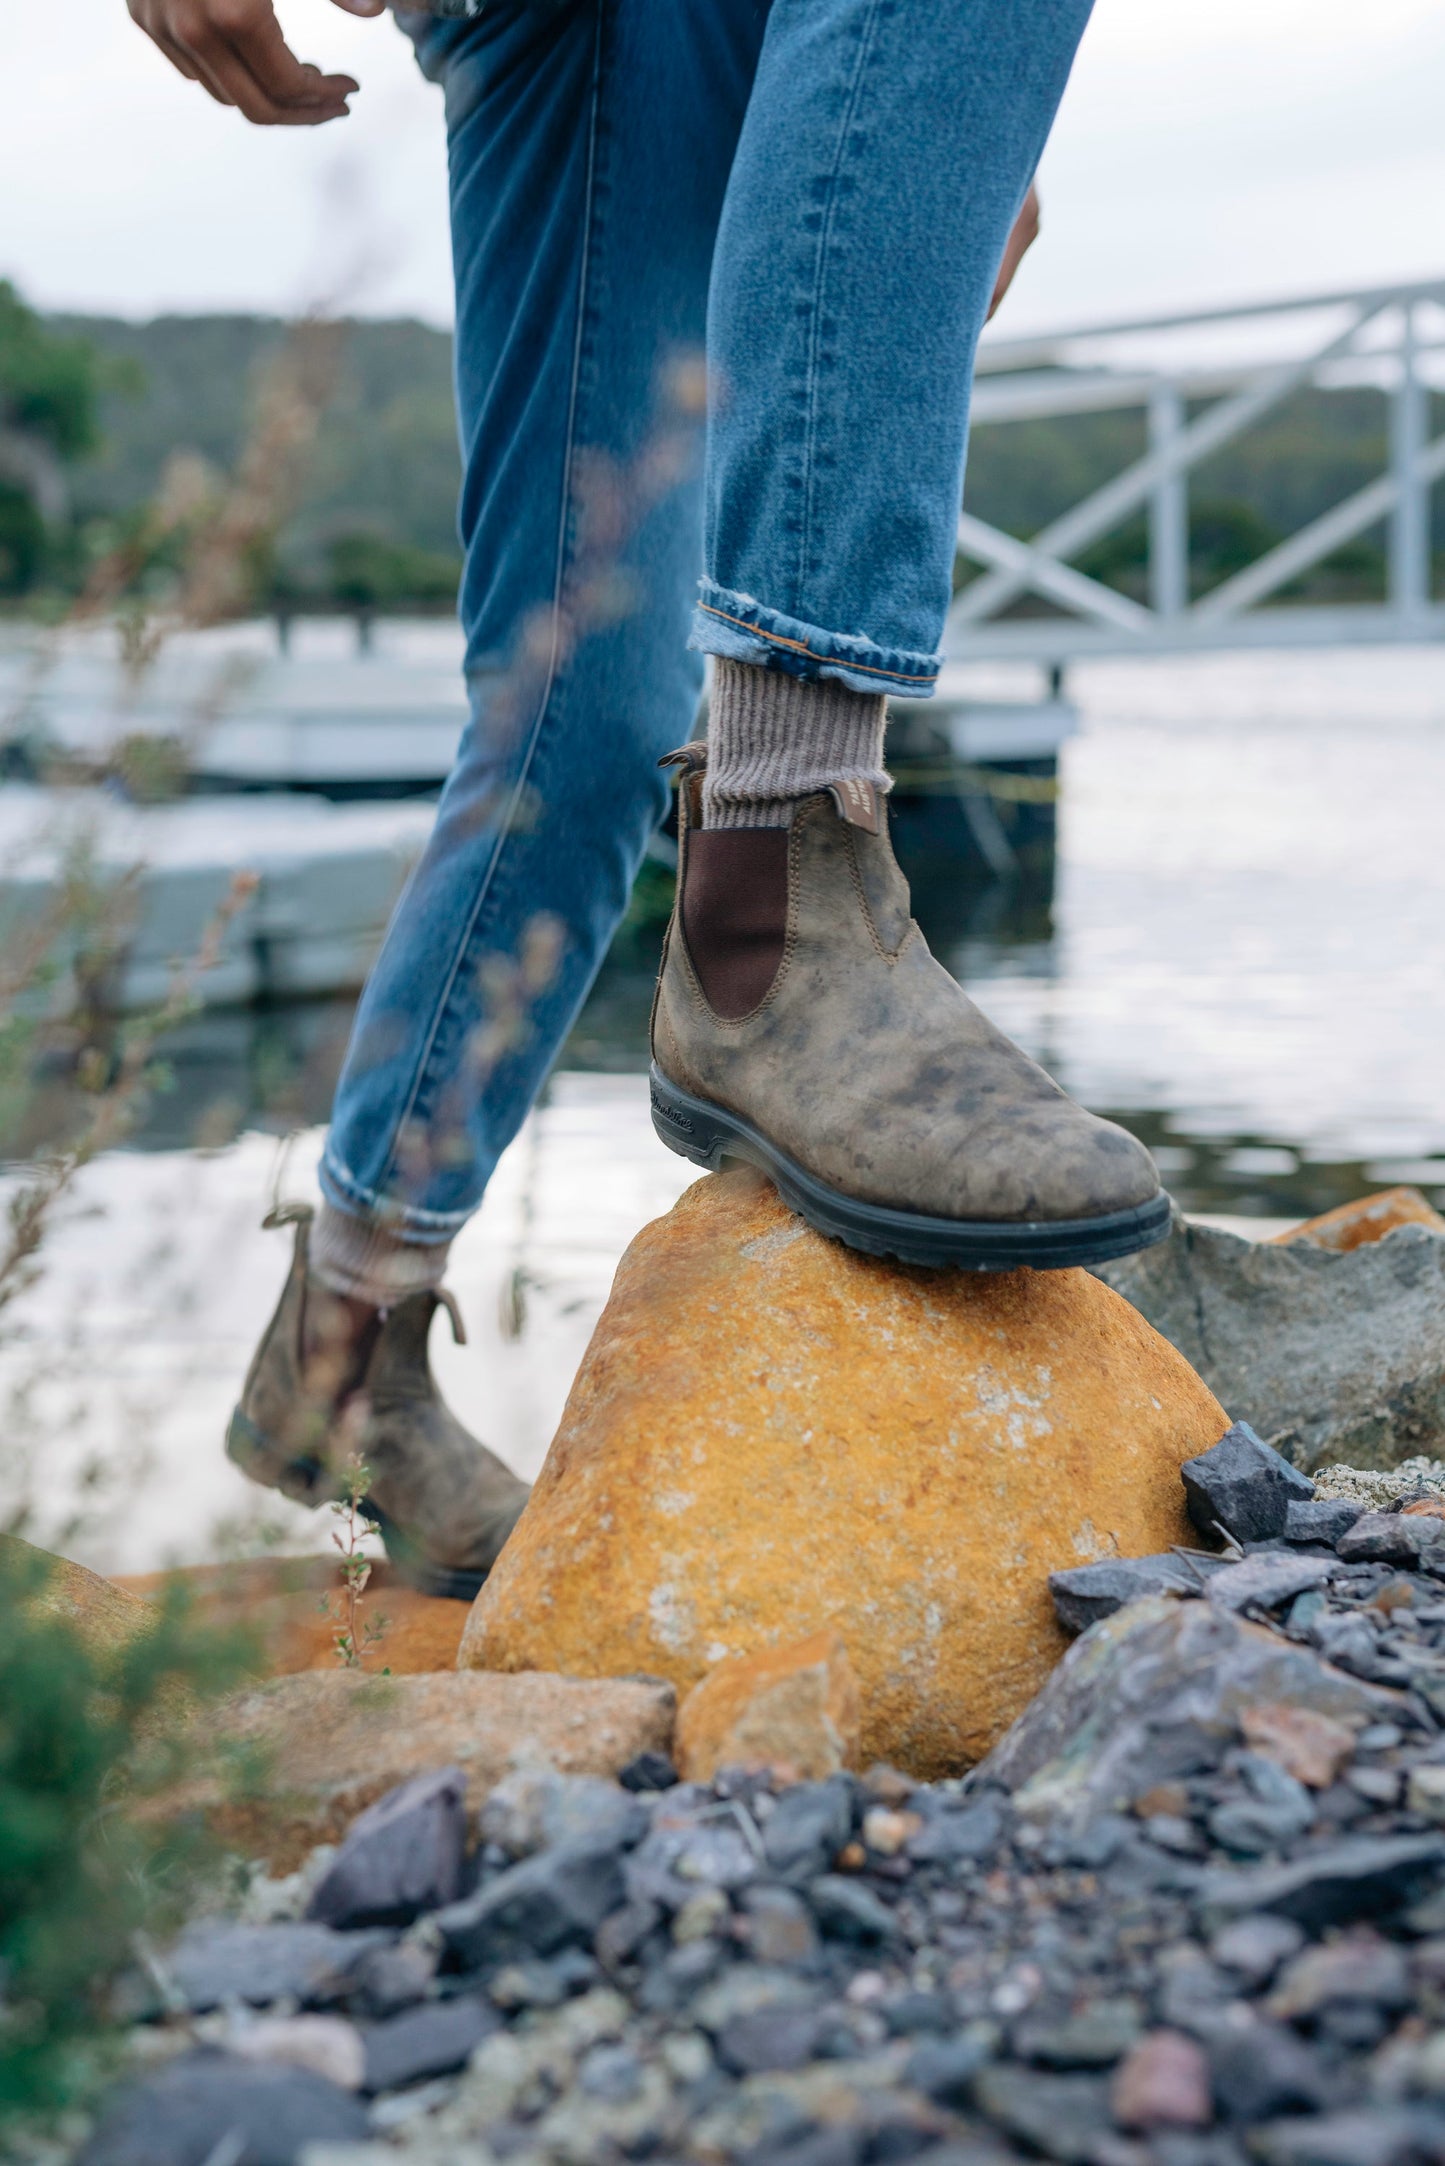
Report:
828,778,882,834
263,1200,315,1232
658,739,708,774
436,1287,469,1346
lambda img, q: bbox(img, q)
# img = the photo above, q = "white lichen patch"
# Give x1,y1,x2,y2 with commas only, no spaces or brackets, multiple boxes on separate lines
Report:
739,1224,807,1264
653,1489,696,1518
971,1364,1054,1449
648,1581,699,1654
1070,1519,1120,1563
1314,1457,1445,1506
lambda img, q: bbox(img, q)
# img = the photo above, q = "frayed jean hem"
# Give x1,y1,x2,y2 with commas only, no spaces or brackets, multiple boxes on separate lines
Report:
689,583,940,699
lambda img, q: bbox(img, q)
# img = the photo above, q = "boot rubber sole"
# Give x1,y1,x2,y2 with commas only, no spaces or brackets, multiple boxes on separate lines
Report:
224,1406,488,1603
650,1062,1173,1272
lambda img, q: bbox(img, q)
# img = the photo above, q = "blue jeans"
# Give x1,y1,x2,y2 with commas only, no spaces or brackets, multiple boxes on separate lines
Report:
320,0,1092,1248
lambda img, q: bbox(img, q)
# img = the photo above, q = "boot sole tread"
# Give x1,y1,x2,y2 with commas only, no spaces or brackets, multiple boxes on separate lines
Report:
649,1063,1172,1272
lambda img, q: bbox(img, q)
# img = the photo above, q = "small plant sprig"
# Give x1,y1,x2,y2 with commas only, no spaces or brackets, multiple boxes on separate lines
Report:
326,1453,388,1672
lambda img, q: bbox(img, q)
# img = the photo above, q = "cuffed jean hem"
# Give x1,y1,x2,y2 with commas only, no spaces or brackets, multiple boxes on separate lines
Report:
318,1151,471,1243
689,582,942,699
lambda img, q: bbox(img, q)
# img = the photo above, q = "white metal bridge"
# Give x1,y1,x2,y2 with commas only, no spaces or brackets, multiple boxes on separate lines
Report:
949,276,1445,666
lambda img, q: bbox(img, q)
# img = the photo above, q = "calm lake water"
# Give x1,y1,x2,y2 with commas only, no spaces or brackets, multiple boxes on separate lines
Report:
6,643,1444,1571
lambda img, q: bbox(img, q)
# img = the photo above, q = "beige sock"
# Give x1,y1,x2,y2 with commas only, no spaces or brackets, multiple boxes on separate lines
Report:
701,657,890,829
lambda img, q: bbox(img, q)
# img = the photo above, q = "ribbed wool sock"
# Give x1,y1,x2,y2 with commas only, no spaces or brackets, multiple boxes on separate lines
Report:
701,657,890,830
311,1198,451,1307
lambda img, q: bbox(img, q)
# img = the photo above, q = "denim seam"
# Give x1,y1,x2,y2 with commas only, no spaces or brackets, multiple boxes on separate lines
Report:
322,3,609,1228
694,599,938,684
797,0,884,601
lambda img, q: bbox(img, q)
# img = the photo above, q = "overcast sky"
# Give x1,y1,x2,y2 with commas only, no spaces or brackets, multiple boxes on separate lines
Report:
4,0,1443,335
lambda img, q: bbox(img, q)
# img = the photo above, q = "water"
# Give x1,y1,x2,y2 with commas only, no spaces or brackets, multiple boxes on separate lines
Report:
5,644,1443,1570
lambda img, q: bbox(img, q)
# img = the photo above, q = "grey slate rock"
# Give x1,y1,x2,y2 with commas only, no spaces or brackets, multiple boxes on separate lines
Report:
618,1750,678,1792
716,2005,824,2074
1096,1213,1445,1474
162,1920,395,2013
971,2066,1112,2163
904,2030,993,2105
74,2049,369,2166
1198,1833,1445,1930
906,1791,1007,1864
626,1812,760,1909
807,1876,894,1944
1048,1554,1202,1634
347,1937,437,2019
1207,1753,1315,1856
1337,1511,1445,1575
1248,2108,1445,2166
1206,1554,1334,1615
436,1841,625,1969
1182,1421,1312,1544
1286,1498,1366,1546
361,1993,499,2093
1206,2019,1335,2124
979,1597,1393,1830
306,1765,467,1930
1208,1913,1306,1986
1014,1996,1143,2068
762,1777,855,1881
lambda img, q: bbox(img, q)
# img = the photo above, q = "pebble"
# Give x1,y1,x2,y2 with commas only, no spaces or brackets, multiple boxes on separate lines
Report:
1112,2029,1213,2130
305,1765,468,1930
1181,1422,1311,1547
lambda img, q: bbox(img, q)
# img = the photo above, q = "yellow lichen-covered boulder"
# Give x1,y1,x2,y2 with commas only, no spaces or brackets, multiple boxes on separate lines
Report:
459,1170,1227,1773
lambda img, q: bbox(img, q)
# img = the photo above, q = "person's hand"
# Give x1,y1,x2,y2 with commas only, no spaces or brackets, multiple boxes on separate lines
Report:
988,184,1040,320
127,0,385,126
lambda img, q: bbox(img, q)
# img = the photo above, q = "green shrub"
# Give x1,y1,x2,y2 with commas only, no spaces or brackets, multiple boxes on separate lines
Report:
0,1538,252,2119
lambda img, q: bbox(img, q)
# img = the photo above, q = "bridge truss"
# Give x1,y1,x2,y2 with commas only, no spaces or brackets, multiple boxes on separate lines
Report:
949,277,1445,665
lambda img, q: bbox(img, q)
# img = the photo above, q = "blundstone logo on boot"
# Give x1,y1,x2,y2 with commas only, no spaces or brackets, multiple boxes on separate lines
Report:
829,778,881,833
651,1087,695,1134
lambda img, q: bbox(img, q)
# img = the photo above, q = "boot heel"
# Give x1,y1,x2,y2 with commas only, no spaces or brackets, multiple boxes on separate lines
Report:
649,1065,738,1171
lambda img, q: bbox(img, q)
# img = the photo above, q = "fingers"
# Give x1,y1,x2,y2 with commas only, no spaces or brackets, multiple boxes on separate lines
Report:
130,0,358,125
330,0,388,14
987,185,1041,322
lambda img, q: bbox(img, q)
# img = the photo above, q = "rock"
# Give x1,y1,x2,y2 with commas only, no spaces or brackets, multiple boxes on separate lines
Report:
1316,1460,1445,1511
1285,1499,1366,1546
1249,2108,1445,2166
74,2049,369,2166
905,2030,994,2104
460,1170,1227,1772
808,1876,895,1945
1111,2029,1213,2130
978,1597,1396,1830
1337,1512,1445,1574
740,1884,820,1966
228,2013,366,2091
1208,1914,1306,1987
716,2005,825,2075
1182,1421,1312,1545
1265,1932,1409,2021
1207,1754,1315,1855
906,1790,1008,1865
169,1668,674,1870
478,1767,646,1862
347,1938,436,2020
360,1995,500,2094
972,2066,1112,2162
1206,2017,1336,2123
1016,1998,1143,2069
1097,1212,1445,1474
1406,1767,1445,1825
160,1920,395,2013
626,1802,761,1909
306,1766,467,1929
675,1632,861,1785
762,1775,856,1880
1275,1187,1445,1254
7,1533,157,1659
1240,1705,1359,1790
618,1750,678,1793
1198,1833,1445,1931
1049,1554,1213,1635
436,1842,629,1971
1205,1554,1334,1615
